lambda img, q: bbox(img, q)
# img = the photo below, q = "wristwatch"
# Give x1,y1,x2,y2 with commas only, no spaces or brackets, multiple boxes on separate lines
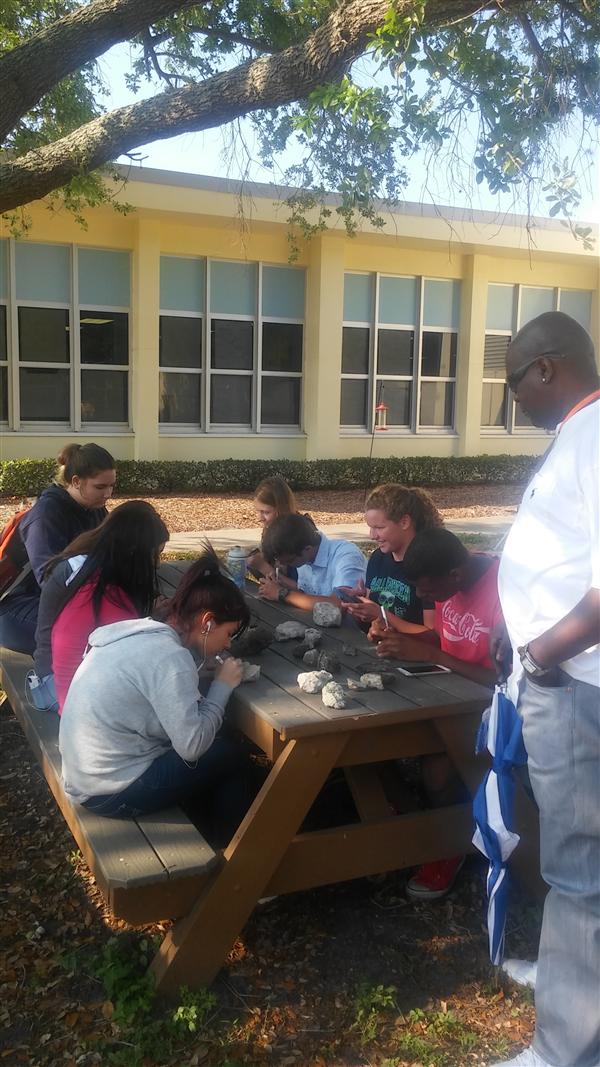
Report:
518,643,553,679
278,586,290,603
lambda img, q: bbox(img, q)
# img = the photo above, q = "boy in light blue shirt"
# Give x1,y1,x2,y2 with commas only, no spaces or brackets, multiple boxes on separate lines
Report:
258,513,366,610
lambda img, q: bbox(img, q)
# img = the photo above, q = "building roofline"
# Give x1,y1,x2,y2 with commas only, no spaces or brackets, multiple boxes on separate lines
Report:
115,163,596,233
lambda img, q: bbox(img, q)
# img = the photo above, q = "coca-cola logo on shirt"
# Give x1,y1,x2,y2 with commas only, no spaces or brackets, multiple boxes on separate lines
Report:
441,602,490,644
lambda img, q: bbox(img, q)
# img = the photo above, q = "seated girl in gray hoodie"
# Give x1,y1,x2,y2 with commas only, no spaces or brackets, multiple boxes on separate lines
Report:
59,547,251,836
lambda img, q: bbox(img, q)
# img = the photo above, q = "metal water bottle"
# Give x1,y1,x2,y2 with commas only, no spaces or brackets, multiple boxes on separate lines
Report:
226,545,247,589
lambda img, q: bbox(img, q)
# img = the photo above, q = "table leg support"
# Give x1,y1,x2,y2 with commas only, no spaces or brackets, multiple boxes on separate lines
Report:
150,733,346,994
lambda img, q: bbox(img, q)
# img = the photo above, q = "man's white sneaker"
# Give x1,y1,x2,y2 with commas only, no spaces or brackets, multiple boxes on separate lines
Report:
501,958,538,990
489,1049,556,1067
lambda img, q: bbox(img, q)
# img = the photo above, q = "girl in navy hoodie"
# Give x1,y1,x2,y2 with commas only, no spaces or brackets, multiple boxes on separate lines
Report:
0,442,115,657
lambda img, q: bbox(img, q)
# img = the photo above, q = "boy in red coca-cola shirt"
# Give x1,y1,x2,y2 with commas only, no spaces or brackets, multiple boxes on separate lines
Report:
369,528,503,901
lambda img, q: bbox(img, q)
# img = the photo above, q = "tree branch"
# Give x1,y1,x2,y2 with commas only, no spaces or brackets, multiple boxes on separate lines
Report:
0,0,538,214
143,30,181,88
518,13,551,72
151,24,275,53
0,0,202,142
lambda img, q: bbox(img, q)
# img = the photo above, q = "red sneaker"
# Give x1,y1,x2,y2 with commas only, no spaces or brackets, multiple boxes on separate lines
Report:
406,856,465,901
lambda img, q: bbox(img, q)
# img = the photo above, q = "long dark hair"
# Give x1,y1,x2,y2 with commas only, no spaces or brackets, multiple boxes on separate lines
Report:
165,543,250,637
45,500,168,619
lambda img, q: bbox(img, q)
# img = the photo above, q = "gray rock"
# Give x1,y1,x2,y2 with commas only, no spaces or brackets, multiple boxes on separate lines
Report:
231,625,272,657
321,681,347,709
302,648,320,668
297,670,333,694
359,672,385,690
347,677,367,691
316,650,340,674
275,620,306,641
304,628,322,648
312,602,342,628
342,643,357,657
303,649,341,672
241,662,261,682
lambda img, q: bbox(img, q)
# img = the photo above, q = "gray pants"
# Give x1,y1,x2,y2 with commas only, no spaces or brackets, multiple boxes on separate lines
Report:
519,673,600,1067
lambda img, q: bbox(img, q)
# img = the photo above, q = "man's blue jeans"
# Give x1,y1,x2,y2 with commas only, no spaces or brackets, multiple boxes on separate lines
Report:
82,734,258,847
519,672,600,1067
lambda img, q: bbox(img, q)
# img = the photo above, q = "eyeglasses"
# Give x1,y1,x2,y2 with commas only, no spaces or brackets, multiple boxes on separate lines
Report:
506,352,567,393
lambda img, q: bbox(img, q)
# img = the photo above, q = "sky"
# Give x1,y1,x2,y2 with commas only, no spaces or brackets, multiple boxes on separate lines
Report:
99,43,599,224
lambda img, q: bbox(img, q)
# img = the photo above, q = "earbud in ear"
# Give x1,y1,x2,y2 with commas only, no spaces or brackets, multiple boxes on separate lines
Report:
542,377,547,383
206,620,213,632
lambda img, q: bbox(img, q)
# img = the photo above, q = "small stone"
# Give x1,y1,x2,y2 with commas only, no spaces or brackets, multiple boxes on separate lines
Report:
302,648,320,668
304,628,322,648
342,643,357,657
297,670,333,693
360,672,385,690
231,625,272,657
316,650,340,674
241,662,261,682
347,677,367,691
380,672,396,686
275,620,306,641
321,681,347,709
312,602,342,627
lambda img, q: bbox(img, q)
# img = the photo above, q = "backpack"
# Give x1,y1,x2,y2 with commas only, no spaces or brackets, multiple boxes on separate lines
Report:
0,508,31,599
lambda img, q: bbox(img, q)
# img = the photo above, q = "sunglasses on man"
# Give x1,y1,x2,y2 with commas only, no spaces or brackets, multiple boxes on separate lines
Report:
507,352,568,393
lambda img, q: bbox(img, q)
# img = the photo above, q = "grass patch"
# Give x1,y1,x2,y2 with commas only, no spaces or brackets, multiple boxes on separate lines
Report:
391,1007,481,1066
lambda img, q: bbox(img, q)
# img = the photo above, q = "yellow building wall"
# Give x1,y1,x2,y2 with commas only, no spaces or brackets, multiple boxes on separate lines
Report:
1,182,598,466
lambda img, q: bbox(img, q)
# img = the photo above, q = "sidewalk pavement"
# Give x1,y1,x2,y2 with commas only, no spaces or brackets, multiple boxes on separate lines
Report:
167,514,513,554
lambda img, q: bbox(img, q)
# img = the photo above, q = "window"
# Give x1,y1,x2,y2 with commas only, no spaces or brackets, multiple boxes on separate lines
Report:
481,335,510,427
341,273,459,432
0,240,130,429
159,258,304,432
159,256,204,427
77,250,130,426
0,241,8,422
481,284,593,433
0,304,7,422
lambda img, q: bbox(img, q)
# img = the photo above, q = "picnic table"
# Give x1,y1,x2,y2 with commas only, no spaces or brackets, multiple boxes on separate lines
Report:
151,562,541,993
1,561,541,995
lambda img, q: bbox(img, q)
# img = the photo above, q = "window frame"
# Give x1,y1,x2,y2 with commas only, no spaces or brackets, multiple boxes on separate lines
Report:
159,306,205,430
1,239,131,432
340,272,458,435
159,257,305,436
0,301,9,425
481,282,570,436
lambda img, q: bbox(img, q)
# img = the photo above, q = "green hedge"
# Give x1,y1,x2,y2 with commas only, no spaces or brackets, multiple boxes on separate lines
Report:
0,454,539,496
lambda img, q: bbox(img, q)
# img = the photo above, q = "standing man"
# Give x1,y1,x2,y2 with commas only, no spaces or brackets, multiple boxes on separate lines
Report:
491,311,600,1067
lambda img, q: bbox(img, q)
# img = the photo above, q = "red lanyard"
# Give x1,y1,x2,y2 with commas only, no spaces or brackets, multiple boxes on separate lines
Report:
557,388,600,434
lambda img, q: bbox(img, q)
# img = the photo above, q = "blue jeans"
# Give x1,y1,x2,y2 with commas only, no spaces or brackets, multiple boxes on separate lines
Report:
82,734,260,847
519,672,600,1067
0,592,38,655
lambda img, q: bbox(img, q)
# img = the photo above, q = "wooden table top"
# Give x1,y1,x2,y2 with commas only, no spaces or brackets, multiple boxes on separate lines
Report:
159,561,491,741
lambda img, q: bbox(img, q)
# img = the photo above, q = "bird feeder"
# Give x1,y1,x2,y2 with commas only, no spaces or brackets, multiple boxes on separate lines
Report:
375,400,389,431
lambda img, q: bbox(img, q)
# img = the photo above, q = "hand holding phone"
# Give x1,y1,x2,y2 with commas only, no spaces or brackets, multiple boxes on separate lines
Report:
337,588,361,604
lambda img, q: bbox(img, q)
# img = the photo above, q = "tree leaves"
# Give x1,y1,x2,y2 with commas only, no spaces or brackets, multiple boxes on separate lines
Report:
0,1,597,239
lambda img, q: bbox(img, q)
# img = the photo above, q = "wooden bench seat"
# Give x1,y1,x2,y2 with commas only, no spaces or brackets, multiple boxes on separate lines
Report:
1,648,222,925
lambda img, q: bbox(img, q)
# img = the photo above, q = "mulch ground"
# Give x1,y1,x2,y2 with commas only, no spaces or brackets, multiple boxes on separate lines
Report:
1,701,540,1067
0,485,523,533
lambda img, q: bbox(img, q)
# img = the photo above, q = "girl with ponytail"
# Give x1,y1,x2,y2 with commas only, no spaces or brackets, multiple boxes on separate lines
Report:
0,442,115,655
59,545,253,839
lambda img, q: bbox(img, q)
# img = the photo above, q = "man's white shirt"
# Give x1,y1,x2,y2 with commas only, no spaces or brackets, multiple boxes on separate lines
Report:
498,400,600,700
